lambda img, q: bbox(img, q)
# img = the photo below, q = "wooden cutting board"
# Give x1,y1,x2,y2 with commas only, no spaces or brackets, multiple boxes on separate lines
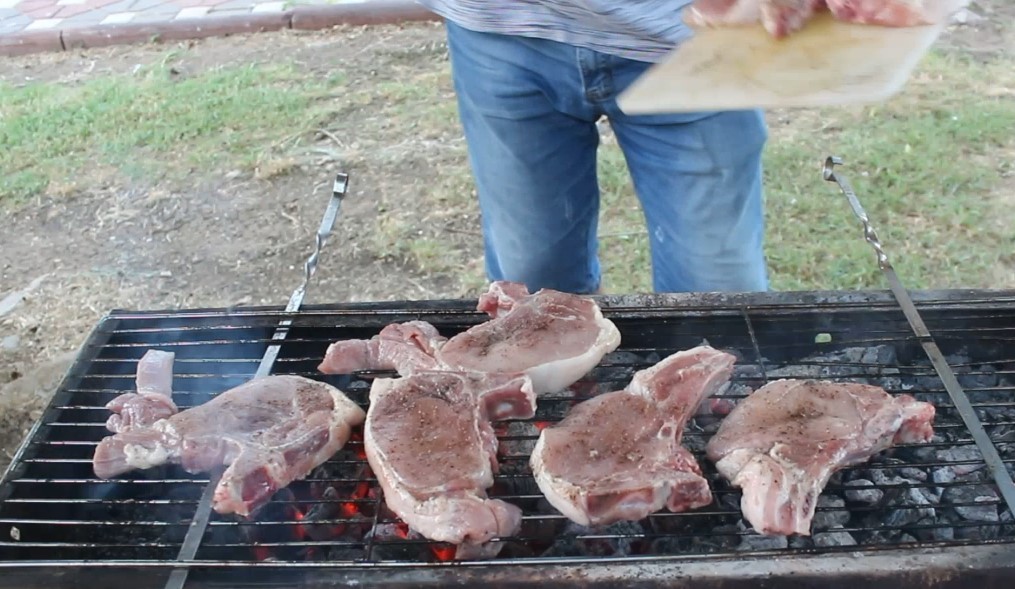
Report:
617,11,948,114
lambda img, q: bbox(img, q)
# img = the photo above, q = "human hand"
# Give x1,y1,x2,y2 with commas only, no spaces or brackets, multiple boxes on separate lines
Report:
683,0,970,39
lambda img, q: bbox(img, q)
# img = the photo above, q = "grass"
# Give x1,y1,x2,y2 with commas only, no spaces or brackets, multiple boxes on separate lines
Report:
596,50,1015,292
366,48,1015,294
0,56,336,203
1,41,1013,294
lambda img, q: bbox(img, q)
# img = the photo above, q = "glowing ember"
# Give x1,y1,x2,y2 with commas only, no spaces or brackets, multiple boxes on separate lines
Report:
431,544,456,561
535,421,551,431
292,508,307,540
253,545,271,561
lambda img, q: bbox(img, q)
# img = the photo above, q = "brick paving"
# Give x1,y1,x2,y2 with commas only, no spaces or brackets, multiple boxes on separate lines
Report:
0,0,436,55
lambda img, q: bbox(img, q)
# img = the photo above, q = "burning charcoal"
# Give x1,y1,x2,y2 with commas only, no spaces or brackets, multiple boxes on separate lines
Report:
326,546,367,560
603,350,650,367
682,435,706,454
954,523,1001,542
497,420,541,458
936,446,986,476
648,536,687,555
864,530,902,544
1001,508,1014,536
302,487,342,542
843,479,884,506
717,491,742,513
907,486,940,506
812,496,850,530
933,467,956,489
672,523,740,553
813,527,857,547
736,528,788,551
899,467,928,481
884,502,935,528
958,365,999,392
788,535,814,549
944,484,1000,523
863,345,898,366
365,523,430,561
542,521,645,558
766,364,824,379
876,374,903,393
868,470,913,488
911,518,954,543
869,456,928,483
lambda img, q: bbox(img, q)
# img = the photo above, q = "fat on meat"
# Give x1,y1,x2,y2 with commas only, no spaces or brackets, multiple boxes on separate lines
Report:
684,0,958,38
530,345,738,527
364,370,537,559
318,281,622,395
92,349,366,517
705,379,936,536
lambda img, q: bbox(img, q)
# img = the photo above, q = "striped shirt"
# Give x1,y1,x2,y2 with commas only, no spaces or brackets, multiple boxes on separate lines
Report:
416,0,695,63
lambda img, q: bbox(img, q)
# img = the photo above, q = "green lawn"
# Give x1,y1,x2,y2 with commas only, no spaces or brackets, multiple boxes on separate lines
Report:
1,46,1012,293
0,59,337,202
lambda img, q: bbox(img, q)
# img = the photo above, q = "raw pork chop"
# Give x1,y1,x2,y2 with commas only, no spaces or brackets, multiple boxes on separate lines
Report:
530,345,738,527
705,379,936,536
319,281,622,395
93,349,366,517
364,370,537,559
684,0,950,38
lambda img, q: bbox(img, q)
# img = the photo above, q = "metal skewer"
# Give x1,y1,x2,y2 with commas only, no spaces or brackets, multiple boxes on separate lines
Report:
163,173,350,589
823,156,1015,518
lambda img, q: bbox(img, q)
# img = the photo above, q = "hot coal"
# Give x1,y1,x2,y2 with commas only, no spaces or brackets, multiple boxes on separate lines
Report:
813,527,858,547
364,523,430,561
541,521,646,557
843,479,884,505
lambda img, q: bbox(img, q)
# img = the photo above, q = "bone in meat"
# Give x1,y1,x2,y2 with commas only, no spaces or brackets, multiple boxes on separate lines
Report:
705,379,936,536
92,349,366,517
318,281,622,395
684,0,944,38
364,370,537,559
530,345,738,527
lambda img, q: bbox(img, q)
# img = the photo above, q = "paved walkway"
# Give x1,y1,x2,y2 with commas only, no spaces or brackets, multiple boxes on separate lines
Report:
1,0,436,56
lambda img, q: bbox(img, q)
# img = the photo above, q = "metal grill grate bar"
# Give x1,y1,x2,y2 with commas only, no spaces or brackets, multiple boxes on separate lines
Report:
1,289,1015,588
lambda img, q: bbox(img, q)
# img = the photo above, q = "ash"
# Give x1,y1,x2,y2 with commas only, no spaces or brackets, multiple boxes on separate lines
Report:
541,521,646,558
363,524,431,561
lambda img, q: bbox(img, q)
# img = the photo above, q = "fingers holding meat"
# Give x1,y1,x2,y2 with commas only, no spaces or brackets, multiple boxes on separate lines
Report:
684,0,957,38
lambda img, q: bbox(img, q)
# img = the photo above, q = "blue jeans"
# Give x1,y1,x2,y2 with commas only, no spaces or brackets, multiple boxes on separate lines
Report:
445,21,770,294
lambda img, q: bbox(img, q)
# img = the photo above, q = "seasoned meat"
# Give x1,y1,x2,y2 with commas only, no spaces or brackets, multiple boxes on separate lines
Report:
685,0,941,38
319,281,622,395
530,346,737,526
705,379,936,535
92,349,366,517
364,370,536,559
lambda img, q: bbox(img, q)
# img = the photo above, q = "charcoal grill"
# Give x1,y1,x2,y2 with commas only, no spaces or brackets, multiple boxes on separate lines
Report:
2,161,1015,588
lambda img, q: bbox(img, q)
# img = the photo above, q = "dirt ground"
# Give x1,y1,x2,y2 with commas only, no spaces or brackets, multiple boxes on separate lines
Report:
1,3,1013,471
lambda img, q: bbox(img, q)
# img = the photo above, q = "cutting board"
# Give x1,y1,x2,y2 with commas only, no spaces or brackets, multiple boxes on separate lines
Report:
617,11,948,114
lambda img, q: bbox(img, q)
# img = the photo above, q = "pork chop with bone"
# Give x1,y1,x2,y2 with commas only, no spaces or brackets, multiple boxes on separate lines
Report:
93,349,366,517
531,345,738,527
684,0,961,39
318,281,622,395
364,370,537,559
705,379,936,536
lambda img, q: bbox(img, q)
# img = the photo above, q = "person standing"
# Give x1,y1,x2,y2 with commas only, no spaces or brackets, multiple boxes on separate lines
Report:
417,1,770,294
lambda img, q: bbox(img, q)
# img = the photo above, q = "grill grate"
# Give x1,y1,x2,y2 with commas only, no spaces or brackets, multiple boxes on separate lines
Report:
1,290,1015,588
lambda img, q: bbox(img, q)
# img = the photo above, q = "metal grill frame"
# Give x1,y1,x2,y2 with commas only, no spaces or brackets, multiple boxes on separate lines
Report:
2,288,1015,589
